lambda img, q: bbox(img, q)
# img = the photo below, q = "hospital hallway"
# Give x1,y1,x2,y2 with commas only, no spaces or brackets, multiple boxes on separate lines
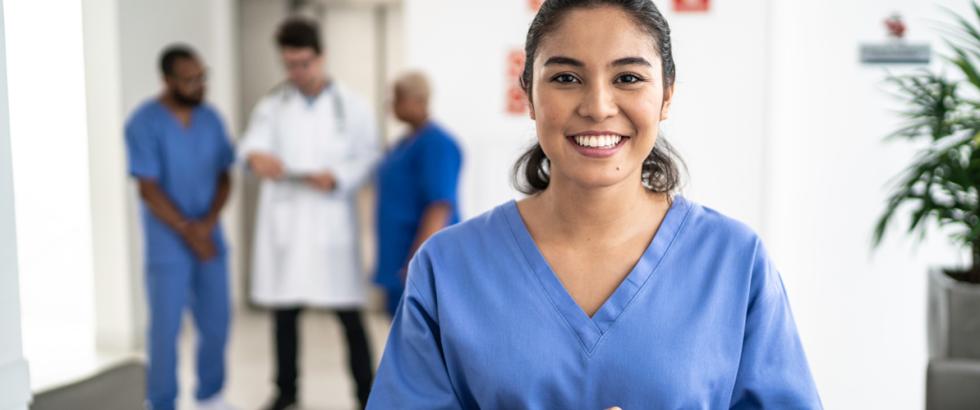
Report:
4,0,980,409
176,309,390,410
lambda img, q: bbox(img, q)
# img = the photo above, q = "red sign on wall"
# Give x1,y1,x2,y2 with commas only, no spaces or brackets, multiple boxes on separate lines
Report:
673,0,709,12
506,49,527,115
529,0,544,13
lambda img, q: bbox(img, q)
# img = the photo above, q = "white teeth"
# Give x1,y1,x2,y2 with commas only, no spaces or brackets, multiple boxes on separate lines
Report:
573,134,623,148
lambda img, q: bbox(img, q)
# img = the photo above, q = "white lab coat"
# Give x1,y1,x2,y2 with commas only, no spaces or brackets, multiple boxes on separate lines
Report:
239,82,380,308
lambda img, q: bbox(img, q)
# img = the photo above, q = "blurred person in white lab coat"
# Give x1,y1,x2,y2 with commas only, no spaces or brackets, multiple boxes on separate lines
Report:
238,17,380,410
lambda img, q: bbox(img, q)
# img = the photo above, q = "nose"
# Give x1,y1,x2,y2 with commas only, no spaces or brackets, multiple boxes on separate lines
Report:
576,82,618,122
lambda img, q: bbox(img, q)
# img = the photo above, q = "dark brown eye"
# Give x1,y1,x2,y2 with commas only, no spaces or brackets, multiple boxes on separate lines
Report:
552,74,580,84
616,74,643,84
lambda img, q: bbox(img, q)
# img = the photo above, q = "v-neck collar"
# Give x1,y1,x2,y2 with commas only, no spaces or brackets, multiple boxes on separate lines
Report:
502,195,693,355
156,100,199,132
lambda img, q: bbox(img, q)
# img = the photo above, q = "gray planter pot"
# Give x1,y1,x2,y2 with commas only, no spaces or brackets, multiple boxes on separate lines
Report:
928,269,980,360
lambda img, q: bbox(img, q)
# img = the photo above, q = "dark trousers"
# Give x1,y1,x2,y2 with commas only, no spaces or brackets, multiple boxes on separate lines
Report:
273,307,374,409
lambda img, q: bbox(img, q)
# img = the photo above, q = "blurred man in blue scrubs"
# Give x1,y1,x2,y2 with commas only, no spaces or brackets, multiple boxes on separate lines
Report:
124,45,237,410
376,71,463,317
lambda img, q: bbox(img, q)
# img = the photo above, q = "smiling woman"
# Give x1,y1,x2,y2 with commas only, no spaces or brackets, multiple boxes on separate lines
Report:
514,0,681,194
367,1,822,409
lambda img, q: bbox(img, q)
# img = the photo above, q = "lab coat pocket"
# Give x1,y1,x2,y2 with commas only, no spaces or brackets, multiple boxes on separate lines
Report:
323,132,353,161
317,199,354,250
271,200,295,252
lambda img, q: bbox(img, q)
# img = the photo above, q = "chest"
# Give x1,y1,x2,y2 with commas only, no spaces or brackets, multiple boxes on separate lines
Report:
156,119,222,169
439,271,743,409
271,99,350,163
379,140,423,186
539,234,655,317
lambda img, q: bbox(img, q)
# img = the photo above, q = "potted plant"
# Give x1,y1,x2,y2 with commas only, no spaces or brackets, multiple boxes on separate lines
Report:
873,3,980,407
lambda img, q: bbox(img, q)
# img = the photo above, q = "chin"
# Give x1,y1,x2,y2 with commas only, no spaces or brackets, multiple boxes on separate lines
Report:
564,169,635,190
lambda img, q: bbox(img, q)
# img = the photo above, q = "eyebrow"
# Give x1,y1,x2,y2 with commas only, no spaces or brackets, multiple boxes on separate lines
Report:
542,55,652,68
543,56,584,67
611,56,652,67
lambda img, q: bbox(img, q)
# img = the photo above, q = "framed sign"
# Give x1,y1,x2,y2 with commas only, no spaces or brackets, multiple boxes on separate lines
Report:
674,0,709,13
860,14,931,65
506,49,527,115
529,0,544,12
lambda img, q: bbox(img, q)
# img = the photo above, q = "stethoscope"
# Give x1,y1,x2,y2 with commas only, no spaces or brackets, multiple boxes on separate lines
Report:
273,82,347,184
269,83,348,264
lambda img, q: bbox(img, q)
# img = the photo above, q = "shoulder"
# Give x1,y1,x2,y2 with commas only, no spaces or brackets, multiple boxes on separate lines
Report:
419,123,462,156
197,104,226,124
405,202,514,301
334,83,372,115
675,196,765,256
126,99,161,127
420,203,507,259
424,123,460,145
408,202,513,285
249,82,294,114
257,84,291,108
685,198,758,239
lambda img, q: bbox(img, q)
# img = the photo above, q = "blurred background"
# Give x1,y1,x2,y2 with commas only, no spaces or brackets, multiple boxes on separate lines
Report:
1,0,978,409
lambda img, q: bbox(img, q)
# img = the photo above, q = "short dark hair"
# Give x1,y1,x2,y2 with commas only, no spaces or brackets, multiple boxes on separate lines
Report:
159,45,197,77
275,17,322,54
513,0,684,194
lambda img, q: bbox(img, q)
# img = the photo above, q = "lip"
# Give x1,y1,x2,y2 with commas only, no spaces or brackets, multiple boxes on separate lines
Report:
566,131,630,158
565,131,630,158
570,130,627,137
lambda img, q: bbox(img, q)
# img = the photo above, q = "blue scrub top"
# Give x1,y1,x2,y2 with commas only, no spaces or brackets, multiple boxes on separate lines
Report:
368,196,822,409
124,99,235,265
375,122,462,291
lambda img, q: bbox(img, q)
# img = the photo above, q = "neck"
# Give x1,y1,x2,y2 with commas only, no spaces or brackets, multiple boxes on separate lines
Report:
536,172,664,241
299,76,328,97
409,116,429,132
159,93,191,112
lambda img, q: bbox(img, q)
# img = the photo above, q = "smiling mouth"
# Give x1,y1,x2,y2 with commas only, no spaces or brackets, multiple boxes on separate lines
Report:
569,133,629,149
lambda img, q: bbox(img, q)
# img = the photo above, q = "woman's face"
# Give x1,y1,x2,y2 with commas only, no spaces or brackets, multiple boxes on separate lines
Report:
529,6,672,191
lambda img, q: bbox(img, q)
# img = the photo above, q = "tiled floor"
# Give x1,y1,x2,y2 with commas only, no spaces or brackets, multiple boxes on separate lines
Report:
177,307,391,410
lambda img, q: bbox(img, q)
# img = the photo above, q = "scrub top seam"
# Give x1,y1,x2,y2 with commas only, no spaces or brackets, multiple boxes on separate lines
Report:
585,197,695,357
501,202,594,352
406,276,468,407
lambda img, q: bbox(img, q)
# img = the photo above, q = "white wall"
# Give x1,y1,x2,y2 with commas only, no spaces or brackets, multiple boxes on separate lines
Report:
0,3,31,408
404,0,977,408
82,0,138,354
5,0,98,391
663,0,769,229
767,1,972,408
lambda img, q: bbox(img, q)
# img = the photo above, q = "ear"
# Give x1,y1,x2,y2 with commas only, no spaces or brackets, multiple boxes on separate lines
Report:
526,91,536,120
660,85,674,121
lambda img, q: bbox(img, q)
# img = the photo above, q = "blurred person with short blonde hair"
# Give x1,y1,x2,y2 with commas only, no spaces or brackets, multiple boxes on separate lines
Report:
375,71,463,317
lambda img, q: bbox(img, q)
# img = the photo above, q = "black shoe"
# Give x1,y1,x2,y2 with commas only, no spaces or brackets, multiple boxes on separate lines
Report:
262,395,297,410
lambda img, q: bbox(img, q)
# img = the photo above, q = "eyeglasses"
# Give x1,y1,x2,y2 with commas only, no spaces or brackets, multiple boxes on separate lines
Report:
169,69,208,87
283,55,317,72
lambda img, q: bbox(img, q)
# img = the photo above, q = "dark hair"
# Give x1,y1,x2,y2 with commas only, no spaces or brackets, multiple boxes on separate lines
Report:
159,45,197,77
275,17,322,54
513,0,684,194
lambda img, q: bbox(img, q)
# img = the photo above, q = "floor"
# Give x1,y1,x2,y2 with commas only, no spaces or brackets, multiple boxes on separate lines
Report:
177,307,392,410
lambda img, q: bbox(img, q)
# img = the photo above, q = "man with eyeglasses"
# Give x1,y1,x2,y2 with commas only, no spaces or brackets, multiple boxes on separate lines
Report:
239,18,380,410
124,45,237,410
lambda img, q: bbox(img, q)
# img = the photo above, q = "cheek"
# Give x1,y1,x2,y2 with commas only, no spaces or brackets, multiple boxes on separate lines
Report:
534,90,572,130
624,95,662,135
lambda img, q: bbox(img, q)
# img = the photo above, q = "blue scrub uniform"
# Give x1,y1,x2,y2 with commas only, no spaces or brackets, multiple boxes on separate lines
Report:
368,196,822,409
125,99,235,410
375,122,462,316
